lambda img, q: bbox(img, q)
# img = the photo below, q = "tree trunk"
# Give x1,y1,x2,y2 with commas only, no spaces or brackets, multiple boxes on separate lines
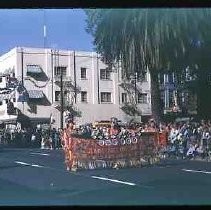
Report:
149,70,162,123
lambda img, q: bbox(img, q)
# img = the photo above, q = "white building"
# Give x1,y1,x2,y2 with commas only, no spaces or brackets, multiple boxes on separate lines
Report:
0,47,152,128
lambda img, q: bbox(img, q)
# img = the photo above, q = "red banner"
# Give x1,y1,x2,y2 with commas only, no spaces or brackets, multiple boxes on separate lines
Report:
62,131,165,170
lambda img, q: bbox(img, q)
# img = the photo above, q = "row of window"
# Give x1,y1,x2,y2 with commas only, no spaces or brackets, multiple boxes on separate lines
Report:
27,65,111,80
0,91,148,106
122,93,148,104
54,91,148,104
53,66,112,80
26,65,148,82
25,65,110,80
55,67,149,81
54,67,149,81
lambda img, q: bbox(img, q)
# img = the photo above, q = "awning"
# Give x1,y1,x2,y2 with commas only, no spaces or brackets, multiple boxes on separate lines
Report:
27,90,44,99
27,65,42,74
0,115,17,124
30,117,50,124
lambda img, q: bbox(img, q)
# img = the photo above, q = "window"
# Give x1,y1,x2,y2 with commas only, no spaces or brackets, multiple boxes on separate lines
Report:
101,92,112,103
54,66,67,76
169,90,174,107
55,91,68,102
0,77,2,83
0,101,2,106
81,68,87,79
100,68,111,80
81,91,87,102
160,91,165,107
26,65,42,75
122,93,127,103
137,93,147,104
55,91,60,101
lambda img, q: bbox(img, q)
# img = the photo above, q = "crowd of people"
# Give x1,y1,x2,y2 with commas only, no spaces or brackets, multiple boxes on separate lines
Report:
1,118,211,161
0,125,62,150
68,118,211,160
164,119,211,160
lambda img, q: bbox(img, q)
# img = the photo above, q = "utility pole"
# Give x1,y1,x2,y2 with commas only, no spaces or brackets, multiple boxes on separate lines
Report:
73,51,77,103
97,54,100,104
51,49,54,104
58,50,64,130
134,72,138,104
21,48,24,114
21,48,24,86
60,68,64,129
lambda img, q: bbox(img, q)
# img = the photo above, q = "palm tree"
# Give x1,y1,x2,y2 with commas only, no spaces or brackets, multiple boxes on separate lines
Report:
85,8,211,122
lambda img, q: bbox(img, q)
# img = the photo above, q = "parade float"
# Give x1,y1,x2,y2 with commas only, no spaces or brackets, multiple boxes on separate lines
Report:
61,122,168,171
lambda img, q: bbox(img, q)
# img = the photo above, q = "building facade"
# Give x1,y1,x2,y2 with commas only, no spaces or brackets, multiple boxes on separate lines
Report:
0,47,152,128
159,68,197,116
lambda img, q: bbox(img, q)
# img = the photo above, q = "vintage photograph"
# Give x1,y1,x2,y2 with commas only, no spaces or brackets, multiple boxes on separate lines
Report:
0,7,211,206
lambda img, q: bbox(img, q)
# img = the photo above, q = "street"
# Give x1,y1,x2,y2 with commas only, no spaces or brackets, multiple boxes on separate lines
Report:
0,147,211,205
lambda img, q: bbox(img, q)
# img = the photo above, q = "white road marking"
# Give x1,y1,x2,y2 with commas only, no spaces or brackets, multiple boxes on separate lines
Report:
15,161,45,168
30,152,50,156
14,161,30,166
14,161,137,186
182,169,211,174
31,164,45,168
91,175,136,186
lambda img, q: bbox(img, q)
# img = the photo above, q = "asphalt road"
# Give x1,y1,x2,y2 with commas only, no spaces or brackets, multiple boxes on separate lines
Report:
0,147,211,206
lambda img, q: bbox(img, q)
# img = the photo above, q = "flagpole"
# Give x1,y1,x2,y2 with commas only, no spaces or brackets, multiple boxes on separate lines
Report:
43,9,47,48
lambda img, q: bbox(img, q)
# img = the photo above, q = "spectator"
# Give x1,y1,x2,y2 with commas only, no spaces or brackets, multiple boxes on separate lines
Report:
50,128,57,149
186,144,195,158
31,132,36,147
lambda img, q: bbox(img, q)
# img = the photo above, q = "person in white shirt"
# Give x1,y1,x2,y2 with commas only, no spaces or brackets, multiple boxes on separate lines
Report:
186,144,195,157
169,127,179,144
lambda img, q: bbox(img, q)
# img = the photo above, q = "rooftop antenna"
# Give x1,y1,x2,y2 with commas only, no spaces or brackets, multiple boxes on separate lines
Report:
43,9,47,48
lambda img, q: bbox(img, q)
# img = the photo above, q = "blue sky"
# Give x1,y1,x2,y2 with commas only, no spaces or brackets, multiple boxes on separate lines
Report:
0,9,94,55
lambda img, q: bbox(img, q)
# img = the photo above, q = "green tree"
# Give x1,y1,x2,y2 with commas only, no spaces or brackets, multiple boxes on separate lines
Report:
85,8,211,122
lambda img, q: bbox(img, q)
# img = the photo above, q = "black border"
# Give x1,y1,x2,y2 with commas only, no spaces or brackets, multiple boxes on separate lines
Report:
0,0,211,9
1,0,211,209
